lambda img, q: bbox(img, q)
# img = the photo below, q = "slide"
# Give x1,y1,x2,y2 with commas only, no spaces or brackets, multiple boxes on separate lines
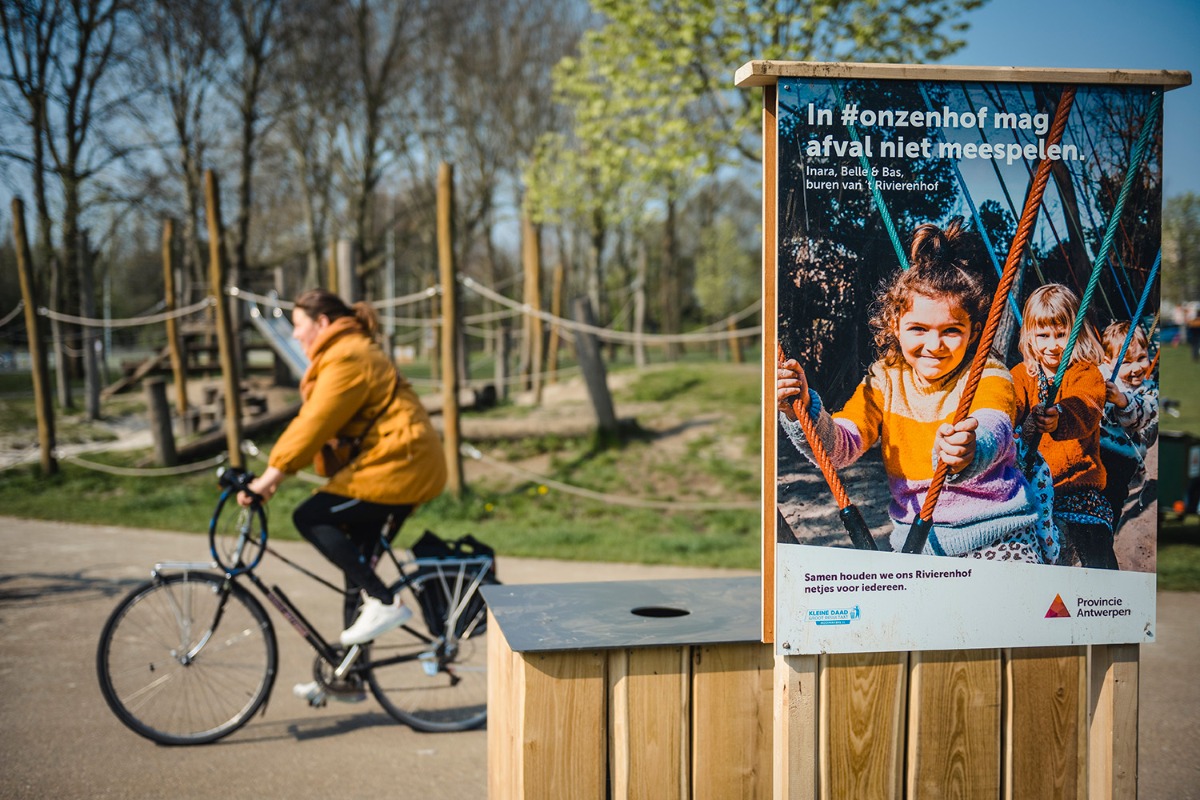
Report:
248,304,309,380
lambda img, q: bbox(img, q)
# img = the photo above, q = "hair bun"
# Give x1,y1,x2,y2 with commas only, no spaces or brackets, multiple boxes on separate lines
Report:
909,218,964,270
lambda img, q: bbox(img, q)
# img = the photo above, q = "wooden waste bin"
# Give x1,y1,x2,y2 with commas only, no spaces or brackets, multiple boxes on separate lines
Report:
485,578,1139,799
484,577,774,799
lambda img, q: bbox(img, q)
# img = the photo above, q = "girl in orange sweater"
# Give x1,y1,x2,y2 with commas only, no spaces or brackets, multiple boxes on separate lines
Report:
1011,284,1114,569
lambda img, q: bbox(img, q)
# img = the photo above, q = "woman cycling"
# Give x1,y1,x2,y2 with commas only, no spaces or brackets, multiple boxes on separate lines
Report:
239,288,447,653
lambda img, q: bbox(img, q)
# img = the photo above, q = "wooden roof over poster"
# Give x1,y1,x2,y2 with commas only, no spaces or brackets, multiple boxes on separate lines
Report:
741,61,1190,653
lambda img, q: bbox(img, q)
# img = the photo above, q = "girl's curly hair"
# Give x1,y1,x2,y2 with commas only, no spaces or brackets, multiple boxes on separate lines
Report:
869,219,991,367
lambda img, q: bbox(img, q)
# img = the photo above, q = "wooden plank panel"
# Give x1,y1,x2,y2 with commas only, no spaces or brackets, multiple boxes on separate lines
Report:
487,611,520,799
609,647,690,800
1005,646,1086,800
1088,644,1140,799
692,643,775,799
819,652,906,800
761,81,779,643
774,654,819,800
521,650,608,800
734,60,1193,89
907,649,1002,798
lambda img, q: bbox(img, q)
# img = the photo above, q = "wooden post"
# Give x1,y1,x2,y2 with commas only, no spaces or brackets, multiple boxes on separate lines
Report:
495,324,509,403
522,212,544,404
547,263,564,384
571,296,618,436
326,239,338,294
162,220,189,420
337,238,358,303
12,199,57,475
49,257,71,410
634,242,647,368
204,170,244,469
78,229,100,420
729,317,743,364
1088,643,1140,799
438,162,463,496
144,377,178,466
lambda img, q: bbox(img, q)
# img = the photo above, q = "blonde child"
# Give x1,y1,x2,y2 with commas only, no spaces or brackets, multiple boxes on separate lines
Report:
778,221,1051,562
1098,321,1158,528
1011,284,1114,569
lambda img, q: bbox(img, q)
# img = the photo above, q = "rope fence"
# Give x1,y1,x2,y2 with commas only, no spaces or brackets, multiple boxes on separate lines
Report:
459,443,759,511
38,297,214,328
60,452,227,477
0,302,24,329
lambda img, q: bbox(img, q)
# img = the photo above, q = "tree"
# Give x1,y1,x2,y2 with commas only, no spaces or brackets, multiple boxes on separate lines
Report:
1,0,62,390
267,5,347,289
530,0,984,354
135,0,223,303
335,0,422,299
1164,193,1200,306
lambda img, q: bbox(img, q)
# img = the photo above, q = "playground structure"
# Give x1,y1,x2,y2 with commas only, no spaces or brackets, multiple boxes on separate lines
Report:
6,163,761,488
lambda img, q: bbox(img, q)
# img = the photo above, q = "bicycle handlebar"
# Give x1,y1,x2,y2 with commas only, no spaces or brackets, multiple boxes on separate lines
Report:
210,467,268,575
217,466,263,503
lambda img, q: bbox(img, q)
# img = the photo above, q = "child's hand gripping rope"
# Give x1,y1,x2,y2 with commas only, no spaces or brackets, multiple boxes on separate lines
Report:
776,344,878,551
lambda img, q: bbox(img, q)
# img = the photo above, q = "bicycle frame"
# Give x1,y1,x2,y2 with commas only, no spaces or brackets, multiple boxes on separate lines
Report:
190,480,496,686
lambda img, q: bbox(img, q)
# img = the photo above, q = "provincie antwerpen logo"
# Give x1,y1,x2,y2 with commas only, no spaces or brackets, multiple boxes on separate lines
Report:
1045,593,1132,619
1045,594,1071,619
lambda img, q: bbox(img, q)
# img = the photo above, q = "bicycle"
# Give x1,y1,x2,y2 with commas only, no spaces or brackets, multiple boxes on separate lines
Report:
96,467,498,745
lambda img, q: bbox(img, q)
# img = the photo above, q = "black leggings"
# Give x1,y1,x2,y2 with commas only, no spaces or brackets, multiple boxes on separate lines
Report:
293,493,413,621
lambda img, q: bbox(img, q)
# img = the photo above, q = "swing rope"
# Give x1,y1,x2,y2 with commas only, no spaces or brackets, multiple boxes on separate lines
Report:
1021,91,1163,473
833,81,910,271
901,85,1077,555
1110,250,1161,381
776,344,878,550
918,83,1022,324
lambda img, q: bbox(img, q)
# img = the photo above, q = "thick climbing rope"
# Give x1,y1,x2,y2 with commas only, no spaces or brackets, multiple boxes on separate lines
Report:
902,85,1077,555
1020,91,1164,473
776,344,877,550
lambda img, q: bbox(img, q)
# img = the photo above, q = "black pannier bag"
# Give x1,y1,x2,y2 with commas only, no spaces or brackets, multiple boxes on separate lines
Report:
409,530,495,639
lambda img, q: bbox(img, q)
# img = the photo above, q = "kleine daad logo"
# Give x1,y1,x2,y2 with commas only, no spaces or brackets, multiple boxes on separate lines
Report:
1045,594,1071,619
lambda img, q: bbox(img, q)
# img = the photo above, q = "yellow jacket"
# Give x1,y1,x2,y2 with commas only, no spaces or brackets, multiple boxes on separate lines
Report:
268,316,447,506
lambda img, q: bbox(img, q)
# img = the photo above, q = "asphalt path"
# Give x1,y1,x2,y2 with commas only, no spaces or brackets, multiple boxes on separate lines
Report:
0,518,1196,798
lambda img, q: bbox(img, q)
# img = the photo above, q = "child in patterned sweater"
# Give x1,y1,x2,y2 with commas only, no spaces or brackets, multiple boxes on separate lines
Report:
777,220,1051,562
1098,321,1157,531
1011,284,1114,569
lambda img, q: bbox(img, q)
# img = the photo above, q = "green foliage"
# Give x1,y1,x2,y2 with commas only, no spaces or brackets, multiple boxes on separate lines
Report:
1163,192,1200,306
693,216,758,319
527,0,987,228
1157,536,1200,592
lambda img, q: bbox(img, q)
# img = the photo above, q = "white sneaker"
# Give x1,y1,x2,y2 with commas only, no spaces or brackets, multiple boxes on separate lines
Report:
293,681,326,707
339,596,412,646
293,680,365,705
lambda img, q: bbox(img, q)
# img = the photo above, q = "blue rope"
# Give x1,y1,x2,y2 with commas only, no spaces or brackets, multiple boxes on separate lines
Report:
919,83,1022,324
1049,91,1162,398
1110,250,1161,381
832,81,909,271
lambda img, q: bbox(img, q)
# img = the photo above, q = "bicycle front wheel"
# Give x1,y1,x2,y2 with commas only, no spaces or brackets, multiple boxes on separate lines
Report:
366,571,496,732
96,571,277,745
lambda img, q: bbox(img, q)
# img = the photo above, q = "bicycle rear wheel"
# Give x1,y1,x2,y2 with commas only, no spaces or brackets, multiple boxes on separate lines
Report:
96,572,277,745
366,570,496,732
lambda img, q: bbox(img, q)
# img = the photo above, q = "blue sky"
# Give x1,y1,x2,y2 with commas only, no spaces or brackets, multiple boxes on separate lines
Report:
949,0,1198,198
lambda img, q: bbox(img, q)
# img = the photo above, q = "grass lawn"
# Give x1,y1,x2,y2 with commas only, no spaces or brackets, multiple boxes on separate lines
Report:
1,347,1199,588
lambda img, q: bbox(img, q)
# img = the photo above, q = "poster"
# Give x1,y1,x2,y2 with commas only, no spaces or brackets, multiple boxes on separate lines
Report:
771,75,1162,655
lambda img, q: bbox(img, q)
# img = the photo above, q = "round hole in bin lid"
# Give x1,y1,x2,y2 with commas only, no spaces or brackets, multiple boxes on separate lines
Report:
630,605,690,618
